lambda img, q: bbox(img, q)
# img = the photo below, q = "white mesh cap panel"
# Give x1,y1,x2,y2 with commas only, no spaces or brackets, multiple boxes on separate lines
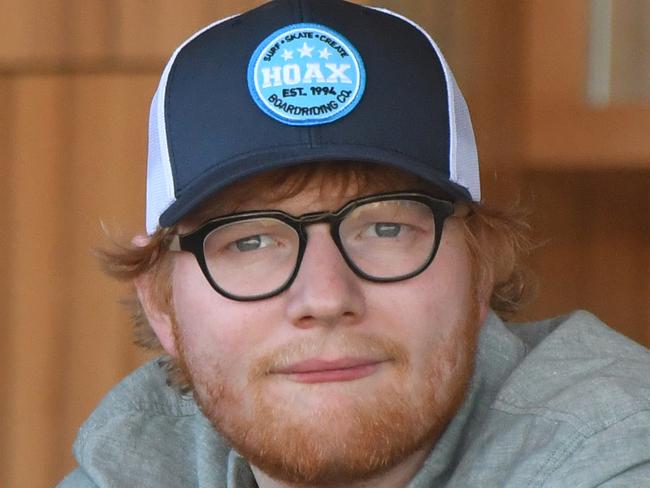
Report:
449,75,480,200
145,15,240,234
145,89,176,234
370,8,480,201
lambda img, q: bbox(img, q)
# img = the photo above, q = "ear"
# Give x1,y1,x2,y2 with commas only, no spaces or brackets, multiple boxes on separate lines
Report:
132,236,178,358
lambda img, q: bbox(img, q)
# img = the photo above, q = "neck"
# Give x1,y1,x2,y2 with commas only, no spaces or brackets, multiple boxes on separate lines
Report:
251,444,432,488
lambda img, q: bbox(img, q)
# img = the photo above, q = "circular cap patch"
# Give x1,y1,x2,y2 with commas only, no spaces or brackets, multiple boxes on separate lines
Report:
248,23,366,126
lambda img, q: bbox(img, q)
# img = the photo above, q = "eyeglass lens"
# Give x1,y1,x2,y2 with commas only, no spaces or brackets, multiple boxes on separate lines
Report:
201,198,437,298
204,218,300,297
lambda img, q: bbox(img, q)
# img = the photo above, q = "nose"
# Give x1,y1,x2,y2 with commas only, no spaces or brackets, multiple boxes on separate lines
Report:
284,224,366,329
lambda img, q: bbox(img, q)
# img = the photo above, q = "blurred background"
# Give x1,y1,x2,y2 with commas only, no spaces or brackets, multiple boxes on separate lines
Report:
1,1,648,486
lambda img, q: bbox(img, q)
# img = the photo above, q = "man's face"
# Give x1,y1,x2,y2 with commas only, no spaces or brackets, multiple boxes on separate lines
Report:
164,175,486,485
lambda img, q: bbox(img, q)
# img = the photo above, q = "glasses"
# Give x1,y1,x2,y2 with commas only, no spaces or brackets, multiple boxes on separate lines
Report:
171,192,455,301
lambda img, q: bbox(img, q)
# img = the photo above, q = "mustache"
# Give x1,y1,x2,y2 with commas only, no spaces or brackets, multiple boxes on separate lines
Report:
250,334,410,379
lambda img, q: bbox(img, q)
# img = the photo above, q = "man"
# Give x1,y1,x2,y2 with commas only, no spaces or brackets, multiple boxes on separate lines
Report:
60,1,650,486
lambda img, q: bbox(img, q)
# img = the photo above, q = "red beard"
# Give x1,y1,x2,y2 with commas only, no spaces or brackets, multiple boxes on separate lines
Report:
174,302,480,486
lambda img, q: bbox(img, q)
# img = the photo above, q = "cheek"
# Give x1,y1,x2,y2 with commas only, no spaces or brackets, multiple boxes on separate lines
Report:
170,255,282,376
171,256,239,365
366,224,477,357
423,223,476,316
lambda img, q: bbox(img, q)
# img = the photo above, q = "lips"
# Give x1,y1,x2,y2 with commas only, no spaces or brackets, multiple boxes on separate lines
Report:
273,358,388,383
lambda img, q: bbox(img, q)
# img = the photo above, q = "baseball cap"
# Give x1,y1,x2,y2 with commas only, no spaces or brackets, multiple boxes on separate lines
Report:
146,0,480,234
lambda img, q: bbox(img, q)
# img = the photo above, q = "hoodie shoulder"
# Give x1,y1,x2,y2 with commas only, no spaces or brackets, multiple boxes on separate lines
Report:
501,310,650,429
69,359,232,487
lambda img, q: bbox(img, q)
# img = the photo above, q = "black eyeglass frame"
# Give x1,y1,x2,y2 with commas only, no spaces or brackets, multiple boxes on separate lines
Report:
173,191,455,301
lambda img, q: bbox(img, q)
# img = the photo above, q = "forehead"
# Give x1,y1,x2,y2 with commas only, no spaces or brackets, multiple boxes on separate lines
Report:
183,162,446,226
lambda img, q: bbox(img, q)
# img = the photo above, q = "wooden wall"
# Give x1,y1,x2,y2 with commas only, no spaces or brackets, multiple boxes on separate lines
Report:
1,2,648,487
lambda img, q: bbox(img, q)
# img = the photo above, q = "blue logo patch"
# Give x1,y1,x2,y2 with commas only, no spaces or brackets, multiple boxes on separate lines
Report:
248,23,366,126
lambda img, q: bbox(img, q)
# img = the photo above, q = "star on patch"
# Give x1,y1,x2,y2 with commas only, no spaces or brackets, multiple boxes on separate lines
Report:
280,49,294,61
297,42,314,58
318,47,332,59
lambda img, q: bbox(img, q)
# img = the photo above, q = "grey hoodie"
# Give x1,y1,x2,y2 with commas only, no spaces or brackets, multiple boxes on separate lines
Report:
59,311,650,487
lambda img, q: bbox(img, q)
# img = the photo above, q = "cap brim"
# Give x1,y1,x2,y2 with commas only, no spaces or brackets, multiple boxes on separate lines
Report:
159,144,473,228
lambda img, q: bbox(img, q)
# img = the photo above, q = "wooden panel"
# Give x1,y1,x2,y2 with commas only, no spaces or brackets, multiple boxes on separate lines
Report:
520,171,650,345
4,76,70,488
0,76,12,488
2,73,158,487
57,74,159,478
62,2,115,63
371,0,456,42
0,0,265,68
0,2,68,63
527,106,650,167
114,0,263,61
526,1,586,104
0,1,113,66
523,0,650,167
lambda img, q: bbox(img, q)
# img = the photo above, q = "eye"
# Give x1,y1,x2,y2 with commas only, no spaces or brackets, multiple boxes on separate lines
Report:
230,234,275,252
364,222,405,238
